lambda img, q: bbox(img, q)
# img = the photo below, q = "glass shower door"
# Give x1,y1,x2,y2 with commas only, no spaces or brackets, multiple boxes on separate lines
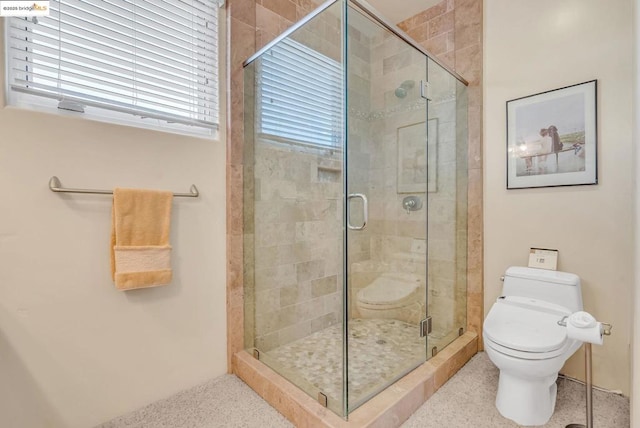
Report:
243,1,348,417
345,5,430,412
425,57,468,355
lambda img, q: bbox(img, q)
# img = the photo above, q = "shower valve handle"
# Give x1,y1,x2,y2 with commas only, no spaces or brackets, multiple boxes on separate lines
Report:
402,195,423,214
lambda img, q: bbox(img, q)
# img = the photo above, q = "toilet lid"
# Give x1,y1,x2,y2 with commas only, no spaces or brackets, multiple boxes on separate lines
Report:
484,296,571,353
357,273,420,306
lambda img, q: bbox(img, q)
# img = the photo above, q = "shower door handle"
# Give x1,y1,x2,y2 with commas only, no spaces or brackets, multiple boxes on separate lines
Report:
347,193,368,231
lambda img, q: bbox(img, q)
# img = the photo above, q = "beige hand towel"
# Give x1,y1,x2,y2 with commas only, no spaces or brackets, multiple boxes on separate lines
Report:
110,188,173,290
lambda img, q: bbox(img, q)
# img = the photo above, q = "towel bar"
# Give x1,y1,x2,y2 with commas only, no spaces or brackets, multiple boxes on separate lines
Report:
48,176,199,198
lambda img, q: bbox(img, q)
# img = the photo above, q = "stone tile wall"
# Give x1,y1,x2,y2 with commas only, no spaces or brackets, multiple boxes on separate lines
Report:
398,0,455,69
248,143,345,351
244,2,355,352
454,0,483,348
397,0,483,344
342,14,467,343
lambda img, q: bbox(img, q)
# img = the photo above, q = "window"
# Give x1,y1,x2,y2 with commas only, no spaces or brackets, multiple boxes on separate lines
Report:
258,38,342,148
6,0,221,136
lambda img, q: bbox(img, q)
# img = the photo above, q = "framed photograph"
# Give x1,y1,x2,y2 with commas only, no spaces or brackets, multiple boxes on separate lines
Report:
397,119,438,193
506,80,597,189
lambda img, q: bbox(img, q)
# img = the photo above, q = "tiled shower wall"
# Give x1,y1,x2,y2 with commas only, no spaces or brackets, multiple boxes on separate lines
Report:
346,24,374,266
347,27,432,324
249,145,344,351
397,0,484,344
227,0,328,368
247,5,353,351
227,0,484,368
397,0,455,69
347,27,467,338
248,4,466,351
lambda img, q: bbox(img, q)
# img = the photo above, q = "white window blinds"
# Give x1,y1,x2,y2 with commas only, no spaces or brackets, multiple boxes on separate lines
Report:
7,0,220,131
258,38,342,148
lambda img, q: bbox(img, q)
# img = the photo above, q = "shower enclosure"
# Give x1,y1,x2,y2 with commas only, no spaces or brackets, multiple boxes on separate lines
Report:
242,0,468,417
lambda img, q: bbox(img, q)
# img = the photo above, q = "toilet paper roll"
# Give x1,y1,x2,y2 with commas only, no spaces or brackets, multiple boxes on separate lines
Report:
566,311,604,345
569,311,597,328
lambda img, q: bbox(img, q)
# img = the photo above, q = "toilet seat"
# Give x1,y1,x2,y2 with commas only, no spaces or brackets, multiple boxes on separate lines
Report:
484,296,571,359
484,336,569,360
356,273,420,308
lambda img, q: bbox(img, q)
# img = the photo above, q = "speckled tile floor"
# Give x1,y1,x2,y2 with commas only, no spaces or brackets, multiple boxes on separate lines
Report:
402,352,630,428
98,352,630,428
96,375,292,428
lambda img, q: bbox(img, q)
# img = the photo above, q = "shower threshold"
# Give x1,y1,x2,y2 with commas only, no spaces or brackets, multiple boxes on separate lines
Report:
254,318,461,414
235,330,478,427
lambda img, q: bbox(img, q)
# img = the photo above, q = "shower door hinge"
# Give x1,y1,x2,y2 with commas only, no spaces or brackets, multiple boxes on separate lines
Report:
420,80,432,101
420,317,432,338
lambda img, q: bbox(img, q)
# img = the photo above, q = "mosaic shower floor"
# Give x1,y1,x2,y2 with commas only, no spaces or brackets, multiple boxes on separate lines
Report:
263,318,426,409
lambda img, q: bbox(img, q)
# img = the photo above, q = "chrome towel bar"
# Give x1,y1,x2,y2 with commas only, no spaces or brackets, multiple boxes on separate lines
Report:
48,176,199,198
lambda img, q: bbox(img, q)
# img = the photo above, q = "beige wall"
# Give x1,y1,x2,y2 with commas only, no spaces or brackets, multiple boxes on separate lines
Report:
485,0,633,394
0,22,228,428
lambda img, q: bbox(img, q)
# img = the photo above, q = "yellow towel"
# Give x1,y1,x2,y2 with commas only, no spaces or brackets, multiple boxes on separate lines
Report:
110,188,173,290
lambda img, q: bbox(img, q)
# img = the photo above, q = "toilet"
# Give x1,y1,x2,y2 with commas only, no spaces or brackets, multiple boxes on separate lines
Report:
355,272,422,324
483,266,584,426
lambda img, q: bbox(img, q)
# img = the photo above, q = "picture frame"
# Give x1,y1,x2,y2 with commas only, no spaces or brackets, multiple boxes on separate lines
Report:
506,80,597,189
397,119,438,193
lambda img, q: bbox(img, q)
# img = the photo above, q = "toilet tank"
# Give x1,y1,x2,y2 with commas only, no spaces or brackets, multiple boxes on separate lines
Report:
502,266,583,313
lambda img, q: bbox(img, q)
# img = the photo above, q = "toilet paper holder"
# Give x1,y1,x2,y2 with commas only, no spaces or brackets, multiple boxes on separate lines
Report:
557,316,612,336
557,315,613,428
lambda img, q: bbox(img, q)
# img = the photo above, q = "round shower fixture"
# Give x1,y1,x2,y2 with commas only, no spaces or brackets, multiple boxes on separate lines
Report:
394,80,415,98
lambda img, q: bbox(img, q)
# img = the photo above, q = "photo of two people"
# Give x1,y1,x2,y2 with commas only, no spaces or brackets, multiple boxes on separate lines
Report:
506,80,597,189
513,94,586,177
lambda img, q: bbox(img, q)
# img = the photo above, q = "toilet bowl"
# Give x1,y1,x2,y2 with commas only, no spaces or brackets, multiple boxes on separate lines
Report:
483,267,583,426
355,272,421,323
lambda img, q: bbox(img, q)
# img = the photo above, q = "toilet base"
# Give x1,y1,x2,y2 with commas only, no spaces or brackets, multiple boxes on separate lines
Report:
495,371,558,426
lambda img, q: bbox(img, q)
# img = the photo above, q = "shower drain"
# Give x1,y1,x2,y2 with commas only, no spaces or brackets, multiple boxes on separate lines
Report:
376,339,387,345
